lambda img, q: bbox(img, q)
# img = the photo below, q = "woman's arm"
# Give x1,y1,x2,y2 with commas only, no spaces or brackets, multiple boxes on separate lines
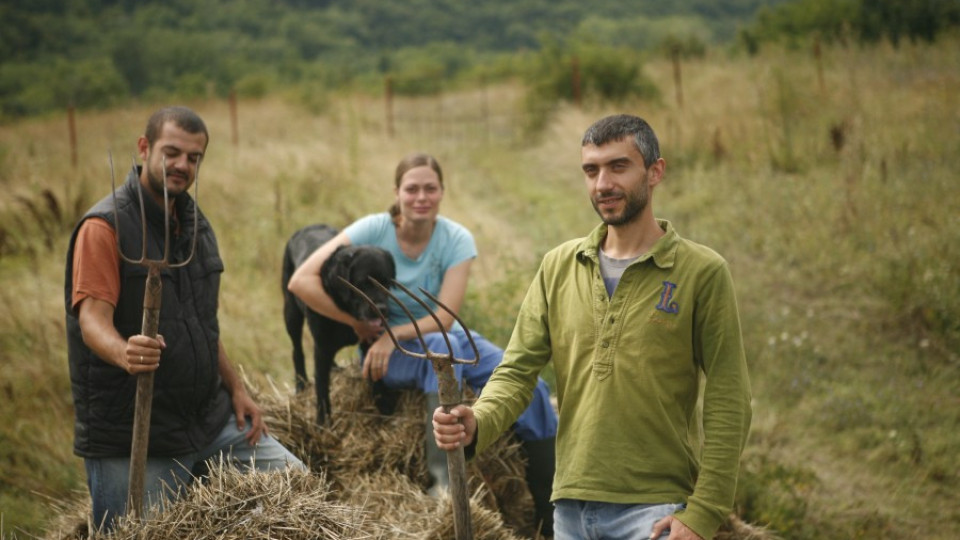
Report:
286,230,380,342
287,230,351,322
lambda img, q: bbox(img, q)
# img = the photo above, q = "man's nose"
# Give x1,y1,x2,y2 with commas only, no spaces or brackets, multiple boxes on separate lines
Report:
595,169,614,191
160,154,186,173
171,155,190,171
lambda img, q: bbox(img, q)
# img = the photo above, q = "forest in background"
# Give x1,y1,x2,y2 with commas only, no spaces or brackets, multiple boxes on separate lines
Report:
3,0,958,121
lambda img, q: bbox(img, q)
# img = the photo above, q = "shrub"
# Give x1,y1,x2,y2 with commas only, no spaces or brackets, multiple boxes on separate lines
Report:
521,37,660,136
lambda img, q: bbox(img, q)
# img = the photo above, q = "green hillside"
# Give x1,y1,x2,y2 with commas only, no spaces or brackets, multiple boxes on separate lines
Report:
0,0,783,118
5,0,955,121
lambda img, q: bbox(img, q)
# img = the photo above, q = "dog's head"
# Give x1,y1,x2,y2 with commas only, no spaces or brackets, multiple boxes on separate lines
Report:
320,245,396,324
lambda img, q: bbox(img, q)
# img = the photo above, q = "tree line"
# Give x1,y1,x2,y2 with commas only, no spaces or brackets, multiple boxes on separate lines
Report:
740,0,960,51
1,0,956,121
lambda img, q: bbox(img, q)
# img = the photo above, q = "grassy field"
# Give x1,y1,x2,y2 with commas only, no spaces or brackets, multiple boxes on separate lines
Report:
1,37,958,539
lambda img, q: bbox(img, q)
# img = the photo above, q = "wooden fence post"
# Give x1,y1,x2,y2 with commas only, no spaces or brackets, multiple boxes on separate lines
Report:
229,90,239,149
385,75,394,138
67,104,78,211
571,55,582,108
67,105,78,168
672,47,684,110
813,35,825,96
480,75,490,143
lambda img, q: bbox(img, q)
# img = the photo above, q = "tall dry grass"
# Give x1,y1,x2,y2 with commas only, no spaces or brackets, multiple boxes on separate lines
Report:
1,36,958,538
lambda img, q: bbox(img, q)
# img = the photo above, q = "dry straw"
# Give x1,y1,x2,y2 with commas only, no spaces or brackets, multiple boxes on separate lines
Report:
44,365,776,540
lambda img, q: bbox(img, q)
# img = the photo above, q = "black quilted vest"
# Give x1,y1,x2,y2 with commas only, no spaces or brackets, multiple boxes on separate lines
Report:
64,168,232,458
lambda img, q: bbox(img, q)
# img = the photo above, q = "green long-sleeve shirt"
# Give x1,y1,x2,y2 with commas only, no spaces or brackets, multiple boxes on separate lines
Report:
472,220,752,539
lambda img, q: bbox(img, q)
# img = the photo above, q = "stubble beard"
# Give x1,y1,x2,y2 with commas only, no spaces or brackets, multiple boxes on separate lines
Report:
592,173,650,227
145,153,188,199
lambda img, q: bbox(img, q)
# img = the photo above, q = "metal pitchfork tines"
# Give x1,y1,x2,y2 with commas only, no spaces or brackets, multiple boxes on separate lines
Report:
338,276,478,540
109,151,202,520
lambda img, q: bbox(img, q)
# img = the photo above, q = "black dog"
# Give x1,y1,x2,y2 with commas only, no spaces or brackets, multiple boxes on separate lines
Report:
281,224,396,424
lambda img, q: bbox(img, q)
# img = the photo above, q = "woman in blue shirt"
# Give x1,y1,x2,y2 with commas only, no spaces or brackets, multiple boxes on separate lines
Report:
289,153,558,536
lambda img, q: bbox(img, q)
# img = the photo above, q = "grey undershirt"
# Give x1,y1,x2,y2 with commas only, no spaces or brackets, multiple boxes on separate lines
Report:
599,248,639,297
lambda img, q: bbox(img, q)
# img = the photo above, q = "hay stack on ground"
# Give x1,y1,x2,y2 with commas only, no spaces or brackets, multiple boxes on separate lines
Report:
258,364,534,535
44,364,777,539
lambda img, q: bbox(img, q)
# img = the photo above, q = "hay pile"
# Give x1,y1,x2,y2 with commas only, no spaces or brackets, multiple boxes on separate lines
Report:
45,365,776,539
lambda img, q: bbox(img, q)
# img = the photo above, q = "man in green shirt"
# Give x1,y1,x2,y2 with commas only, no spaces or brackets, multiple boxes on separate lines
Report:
433,114,752,540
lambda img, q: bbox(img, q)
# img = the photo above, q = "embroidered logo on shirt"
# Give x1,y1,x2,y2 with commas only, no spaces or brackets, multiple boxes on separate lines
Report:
656,281,679,314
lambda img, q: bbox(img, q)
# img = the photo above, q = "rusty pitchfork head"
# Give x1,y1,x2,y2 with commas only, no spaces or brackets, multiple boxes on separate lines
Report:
109,151,201,269
338,276,480,369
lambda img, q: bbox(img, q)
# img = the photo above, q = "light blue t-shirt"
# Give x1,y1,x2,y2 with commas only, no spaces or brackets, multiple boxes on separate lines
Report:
344,213,477,328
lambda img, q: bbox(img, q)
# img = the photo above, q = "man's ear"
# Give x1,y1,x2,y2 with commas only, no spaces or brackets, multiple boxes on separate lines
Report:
647,157,666,187
137,136,150,163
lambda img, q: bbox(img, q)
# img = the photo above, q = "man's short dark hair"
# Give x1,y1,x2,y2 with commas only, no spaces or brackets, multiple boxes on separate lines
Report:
581,114,660,168
144,106,209,149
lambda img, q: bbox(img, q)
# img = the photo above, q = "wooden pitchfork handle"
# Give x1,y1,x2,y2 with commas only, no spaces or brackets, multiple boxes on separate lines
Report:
435,358,473,540
337,276,476,540
127,264,162,519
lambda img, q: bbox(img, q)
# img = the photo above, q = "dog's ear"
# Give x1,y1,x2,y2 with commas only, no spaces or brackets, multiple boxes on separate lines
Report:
379,251,396,280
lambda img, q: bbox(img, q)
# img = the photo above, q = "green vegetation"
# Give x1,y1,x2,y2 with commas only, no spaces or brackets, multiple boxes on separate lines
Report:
741,0,960,49
6,0,955,120
5,1,955,121
0,0,784,119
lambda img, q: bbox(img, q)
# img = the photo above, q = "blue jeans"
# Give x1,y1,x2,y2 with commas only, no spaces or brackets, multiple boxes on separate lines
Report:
374,330,559,441
554,500,685,540
84,414,305,531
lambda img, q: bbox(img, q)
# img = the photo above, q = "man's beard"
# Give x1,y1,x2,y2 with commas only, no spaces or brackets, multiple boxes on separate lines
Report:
145,155,188,199
591,173,649,226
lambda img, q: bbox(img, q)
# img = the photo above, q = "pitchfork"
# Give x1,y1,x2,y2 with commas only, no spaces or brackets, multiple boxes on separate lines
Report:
109,152,201,519
338,276,479,540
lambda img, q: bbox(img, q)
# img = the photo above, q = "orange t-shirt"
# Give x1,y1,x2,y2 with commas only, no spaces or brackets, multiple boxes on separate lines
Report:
71,217,121,311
